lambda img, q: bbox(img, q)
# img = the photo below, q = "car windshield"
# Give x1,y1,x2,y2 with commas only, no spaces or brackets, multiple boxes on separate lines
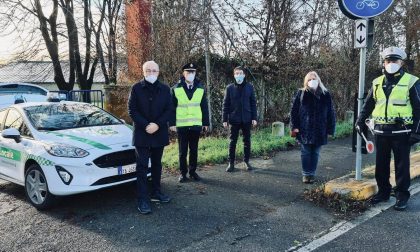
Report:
24,103,122,131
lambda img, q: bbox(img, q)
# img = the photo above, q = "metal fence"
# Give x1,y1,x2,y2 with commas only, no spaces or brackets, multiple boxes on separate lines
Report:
50,90,104,108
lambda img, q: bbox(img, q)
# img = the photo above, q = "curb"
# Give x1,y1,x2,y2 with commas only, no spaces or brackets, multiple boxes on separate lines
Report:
324,152,420,200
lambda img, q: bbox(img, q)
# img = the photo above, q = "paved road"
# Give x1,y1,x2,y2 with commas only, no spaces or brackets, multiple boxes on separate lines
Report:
312,179,420,252
3,136,409,252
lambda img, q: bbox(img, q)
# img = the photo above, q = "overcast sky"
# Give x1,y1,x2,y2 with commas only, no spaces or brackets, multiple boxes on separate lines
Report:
0,28,21,63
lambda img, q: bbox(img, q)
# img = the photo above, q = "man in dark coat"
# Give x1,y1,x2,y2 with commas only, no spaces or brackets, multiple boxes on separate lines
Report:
170,63,210,183
223,66,258,172
128,60,172,214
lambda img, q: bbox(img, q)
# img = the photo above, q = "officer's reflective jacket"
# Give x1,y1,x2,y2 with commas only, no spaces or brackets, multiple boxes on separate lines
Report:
174,86,204,127
372,73,419,124
358,70,420,135
169,78,210,132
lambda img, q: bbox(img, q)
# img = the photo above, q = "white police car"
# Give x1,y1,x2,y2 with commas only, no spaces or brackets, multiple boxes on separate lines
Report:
0,101,137,209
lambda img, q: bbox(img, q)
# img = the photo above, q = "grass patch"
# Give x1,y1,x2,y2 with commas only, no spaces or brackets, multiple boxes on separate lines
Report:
331,120,353,139
163,121,353,171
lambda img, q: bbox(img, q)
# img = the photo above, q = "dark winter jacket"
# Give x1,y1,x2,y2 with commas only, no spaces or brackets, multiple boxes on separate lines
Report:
290,88,336,146
357,70,420,136
128,79,172,147
222,82,257,124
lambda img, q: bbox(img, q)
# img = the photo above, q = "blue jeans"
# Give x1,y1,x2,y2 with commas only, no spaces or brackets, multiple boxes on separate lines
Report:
300,144,321,176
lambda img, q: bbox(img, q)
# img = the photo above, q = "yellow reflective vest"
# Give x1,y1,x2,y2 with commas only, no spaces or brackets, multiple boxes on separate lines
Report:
174,87,204,127
372,73,419,124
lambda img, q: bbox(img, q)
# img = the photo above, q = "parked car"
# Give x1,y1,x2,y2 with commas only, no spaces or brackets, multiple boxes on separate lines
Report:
0,101,137,209
0,83,49,109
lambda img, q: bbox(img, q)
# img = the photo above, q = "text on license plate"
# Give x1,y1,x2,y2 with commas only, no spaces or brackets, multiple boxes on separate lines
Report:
118,164,136,175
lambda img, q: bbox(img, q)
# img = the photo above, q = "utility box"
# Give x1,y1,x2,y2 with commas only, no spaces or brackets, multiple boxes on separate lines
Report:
272,122,284,137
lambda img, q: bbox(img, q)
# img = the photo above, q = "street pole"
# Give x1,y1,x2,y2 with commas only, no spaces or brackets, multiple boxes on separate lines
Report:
355,46,367,180
203,0,213,131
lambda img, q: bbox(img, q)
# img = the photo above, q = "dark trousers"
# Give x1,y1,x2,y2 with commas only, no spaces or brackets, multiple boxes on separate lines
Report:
178,130,201,175
229,123,252,163
135,146,164,201
375,134,411,200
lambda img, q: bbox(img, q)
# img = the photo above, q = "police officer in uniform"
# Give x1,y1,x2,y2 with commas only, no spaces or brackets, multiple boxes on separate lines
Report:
356,47,420,211
170,63,210,183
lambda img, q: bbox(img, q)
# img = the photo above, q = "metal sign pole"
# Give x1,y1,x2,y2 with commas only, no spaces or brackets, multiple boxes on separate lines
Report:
338,0,394,181
355,46,367,180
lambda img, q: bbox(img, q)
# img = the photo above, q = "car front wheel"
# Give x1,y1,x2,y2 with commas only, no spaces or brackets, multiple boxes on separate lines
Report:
25,164,55,210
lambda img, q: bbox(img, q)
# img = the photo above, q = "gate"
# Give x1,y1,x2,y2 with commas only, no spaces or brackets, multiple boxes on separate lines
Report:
68,90,104,109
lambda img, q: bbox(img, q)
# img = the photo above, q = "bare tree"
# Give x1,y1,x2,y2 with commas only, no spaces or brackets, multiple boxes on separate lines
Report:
91,0,123,85
0,0,111,91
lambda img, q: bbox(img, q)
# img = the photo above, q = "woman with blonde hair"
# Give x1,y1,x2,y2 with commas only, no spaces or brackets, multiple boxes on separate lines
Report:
289,71,336,183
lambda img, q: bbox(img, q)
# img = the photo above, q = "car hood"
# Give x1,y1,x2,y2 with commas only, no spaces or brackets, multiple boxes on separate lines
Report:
38,124,133,151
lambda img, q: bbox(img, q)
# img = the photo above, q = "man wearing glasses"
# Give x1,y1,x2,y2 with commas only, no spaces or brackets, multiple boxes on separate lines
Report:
170,63,210,183
128,60,173,214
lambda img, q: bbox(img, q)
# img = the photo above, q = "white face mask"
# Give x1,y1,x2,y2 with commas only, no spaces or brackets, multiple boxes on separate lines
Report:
308,79,319,89
385,63,401,74
185,73,195,83
234,75,245,84
145,75,158,84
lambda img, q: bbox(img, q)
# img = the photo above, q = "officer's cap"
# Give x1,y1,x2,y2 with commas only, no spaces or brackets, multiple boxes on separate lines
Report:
380,46,407,60
182,63,197,71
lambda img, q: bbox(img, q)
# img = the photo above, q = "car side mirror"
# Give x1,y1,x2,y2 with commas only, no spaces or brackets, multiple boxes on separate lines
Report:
120,119,126,124
2,128,21,143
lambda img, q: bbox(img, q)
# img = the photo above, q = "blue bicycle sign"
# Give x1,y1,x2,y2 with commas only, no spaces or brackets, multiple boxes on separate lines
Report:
356,0,379,10
341,0,393,18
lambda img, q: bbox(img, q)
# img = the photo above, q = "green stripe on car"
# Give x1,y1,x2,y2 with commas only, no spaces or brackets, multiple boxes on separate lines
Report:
46,132,111,150
23,153,55,166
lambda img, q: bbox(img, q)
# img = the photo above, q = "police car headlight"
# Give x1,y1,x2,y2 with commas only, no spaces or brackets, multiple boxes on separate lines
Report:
44,145,89,158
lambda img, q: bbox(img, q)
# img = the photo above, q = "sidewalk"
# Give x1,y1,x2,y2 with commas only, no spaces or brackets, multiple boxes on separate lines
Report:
324,152,420,200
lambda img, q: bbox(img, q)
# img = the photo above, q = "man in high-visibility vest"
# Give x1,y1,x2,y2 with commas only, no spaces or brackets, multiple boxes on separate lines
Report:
170,63,210,183
356,47,420,211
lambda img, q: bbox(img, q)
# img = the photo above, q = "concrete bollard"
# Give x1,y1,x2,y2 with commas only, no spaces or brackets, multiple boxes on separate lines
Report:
345,110,354,123
272,121,284,137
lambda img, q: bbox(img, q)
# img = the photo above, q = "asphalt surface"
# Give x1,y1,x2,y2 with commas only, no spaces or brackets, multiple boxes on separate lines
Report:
315,179,420,252
0,137,394,252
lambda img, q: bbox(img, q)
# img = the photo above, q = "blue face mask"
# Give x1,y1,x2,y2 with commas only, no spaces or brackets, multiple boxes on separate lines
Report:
234,75,245,84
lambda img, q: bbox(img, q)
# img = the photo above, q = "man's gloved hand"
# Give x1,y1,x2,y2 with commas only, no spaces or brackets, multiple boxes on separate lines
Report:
355,119,366,135
409,133,420,146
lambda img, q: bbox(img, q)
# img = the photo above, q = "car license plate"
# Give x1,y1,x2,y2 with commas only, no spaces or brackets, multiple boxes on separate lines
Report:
118,164,136,175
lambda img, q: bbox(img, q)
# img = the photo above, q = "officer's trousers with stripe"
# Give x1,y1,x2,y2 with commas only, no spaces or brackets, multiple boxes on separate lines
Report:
375,134,411,201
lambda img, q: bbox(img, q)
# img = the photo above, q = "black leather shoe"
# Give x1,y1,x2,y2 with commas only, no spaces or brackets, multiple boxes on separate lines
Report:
189,172,201,181
226,163,235,172
178,175,188,183
245,162,253,171
394,199,408,211
151,191,171,203
137,200,152,214
370,193,390,204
